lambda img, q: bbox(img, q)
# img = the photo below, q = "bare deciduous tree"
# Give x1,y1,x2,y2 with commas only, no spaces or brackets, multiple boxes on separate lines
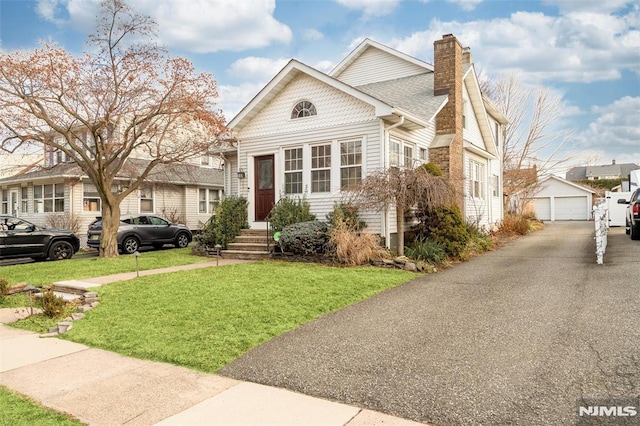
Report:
487,75,572,213
349,167,453,256
0,0,226,257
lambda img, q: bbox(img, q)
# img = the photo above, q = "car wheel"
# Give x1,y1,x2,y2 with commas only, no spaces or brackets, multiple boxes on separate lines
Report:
175,232,190,248
631,224,640,240
122,236,140,254
49,241,74,260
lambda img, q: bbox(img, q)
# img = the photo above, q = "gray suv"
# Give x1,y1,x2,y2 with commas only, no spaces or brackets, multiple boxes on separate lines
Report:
0,215,80,261
86,215,192,254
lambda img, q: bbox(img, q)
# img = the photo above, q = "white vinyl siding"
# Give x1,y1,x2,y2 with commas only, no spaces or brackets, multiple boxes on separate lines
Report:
240,74,376,140
334,47,427,86
462,84,484,148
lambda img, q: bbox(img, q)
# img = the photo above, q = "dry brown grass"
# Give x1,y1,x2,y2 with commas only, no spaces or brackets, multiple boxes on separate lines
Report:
329,223,390,266
492,214,544,239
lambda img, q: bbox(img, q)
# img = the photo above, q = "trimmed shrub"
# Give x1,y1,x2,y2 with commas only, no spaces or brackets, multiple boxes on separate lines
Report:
420,162,443,177
412,205,470,258
279,221,329,256
195,196,248,249
326,203,366,231
328,222,389,265
405,238,448,265
269,197,315,233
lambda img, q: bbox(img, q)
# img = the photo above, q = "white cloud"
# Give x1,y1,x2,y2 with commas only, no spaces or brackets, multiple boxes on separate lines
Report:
217,82,266,121
542,0,634,14
334,0,401,18
447,0,483,12
227,57,289,80
385,7,640,84
314,60,335,73
37,0,292,53
303,29,324,41
568,96,640,164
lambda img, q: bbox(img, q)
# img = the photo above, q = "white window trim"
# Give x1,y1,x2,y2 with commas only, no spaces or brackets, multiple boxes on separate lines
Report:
389,136,416,168
33,183,65,213
284,147,304,195
469,160,486,200
83,182,102,212
198,188,221,214
339,138,363,189
139,185,155,214
311,143,332,193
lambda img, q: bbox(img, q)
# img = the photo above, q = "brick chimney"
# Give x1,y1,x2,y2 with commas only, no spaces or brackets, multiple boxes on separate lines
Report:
429,34,464,208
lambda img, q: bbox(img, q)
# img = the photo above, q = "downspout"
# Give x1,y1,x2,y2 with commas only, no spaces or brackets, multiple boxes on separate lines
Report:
382,115,405,249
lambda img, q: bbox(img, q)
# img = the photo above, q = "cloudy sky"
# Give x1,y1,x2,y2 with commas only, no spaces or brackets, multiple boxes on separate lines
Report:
1,0,639,170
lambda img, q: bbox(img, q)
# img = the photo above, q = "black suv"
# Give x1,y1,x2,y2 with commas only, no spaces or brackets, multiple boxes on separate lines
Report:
619,188,640,240
0,216,80,261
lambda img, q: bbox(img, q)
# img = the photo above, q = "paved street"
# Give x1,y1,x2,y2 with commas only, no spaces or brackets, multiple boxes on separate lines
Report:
221,222,640,425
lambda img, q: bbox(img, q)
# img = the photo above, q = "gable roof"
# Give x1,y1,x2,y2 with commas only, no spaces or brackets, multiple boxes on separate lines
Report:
330,38,433,79
538,175,596,194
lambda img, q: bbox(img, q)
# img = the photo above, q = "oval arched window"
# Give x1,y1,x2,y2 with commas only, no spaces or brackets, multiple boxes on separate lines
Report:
291,100,317,119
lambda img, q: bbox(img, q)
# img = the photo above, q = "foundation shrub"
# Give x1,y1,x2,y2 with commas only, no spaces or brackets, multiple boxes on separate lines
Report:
269,197,316,233
326,203,366,231
279,221,329,255
412,205,470,258
195,196,248,249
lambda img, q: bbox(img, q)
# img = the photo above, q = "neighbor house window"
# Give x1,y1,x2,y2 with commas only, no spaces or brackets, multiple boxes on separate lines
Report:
21,187,28,213
83,182,101,212
1,190,7,214
33,184,64,213
340,139,362,189
199,188,220,214
139,185,154,213
470,160,485,199
291,101,317,119
311,144,331,193
390,139,400,167
284,148,303,194
420,148,428,161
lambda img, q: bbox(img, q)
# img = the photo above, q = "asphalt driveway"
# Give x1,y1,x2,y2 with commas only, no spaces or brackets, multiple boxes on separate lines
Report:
220,222,640,425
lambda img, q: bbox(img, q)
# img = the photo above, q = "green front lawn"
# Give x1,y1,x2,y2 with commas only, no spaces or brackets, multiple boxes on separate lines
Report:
0,387,83,426
42,261,414,373
1,248,209,285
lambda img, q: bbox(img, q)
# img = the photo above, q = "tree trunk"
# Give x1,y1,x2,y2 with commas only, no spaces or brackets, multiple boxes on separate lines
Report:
396,205,405,257
99,203,121,258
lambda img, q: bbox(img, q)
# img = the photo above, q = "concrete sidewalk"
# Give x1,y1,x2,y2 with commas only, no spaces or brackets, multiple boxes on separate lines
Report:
0,260,425,425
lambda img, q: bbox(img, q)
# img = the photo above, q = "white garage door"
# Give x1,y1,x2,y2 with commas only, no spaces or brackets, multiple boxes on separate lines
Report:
555,197,588,220
535,198,551,221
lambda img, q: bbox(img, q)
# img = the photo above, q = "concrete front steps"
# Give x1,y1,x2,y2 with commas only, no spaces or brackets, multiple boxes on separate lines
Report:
222,229,274,260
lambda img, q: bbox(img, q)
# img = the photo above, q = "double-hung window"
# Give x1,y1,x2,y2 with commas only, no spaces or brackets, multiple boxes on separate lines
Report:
1,190,7,214
21,187,28,213
284,148,303,194
340,139,362,189
139,185,154,213
34,184,64,213
470,160,485,199
199,188,220,214
311,144,331,193
390,137,415,168
83,183,101,212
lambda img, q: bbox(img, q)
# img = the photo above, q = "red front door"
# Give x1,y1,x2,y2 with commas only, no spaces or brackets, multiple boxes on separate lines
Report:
254,155,275,221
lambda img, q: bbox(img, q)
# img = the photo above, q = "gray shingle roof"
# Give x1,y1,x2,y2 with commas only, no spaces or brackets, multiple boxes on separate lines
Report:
0,159,224,187
355,73,447,122
566,163,639,181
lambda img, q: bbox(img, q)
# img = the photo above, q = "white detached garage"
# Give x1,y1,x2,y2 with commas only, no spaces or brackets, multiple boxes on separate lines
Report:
533,176,595,221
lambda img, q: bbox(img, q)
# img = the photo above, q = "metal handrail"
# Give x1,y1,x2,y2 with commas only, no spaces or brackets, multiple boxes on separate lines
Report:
264,199,283,253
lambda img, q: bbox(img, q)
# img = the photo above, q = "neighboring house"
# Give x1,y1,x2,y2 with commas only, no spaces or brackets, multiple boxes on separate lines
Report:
0,152,42,178
532,176,595,221
0,155,227,246
566,160,640,181
227,34,506,245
